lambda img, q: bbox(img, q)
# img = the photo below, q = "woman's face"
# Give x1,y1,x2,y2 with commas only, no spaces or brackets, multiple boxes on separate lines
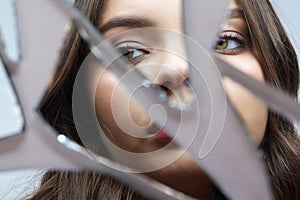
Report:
93,0,268,198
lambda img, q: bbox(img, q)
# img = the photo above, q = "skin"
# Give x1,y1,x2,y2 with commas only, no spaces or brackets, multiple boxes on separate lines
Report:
221,1,268,144
92,0,268,199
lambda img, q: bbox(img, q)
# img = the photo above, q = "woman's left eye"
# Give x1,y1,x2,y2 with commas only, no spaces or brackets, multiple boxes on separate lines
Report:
215,31,248,54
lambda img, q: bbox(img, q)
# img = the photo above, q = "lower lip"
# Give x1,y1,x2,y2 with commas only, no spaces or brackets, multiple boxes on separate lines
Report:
154,129,172,140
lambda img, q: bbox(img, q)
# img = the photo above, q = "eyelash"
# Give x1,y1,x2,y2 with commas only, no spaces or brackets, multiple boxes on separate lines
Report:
215,31,249,55
116,31,249,65
117,43,150,65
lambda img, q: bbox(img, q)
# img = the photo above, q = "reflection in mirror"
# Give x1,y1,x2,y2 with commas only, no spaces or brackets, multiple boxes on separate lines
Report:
215,1,300,200
40,19,218,200
271,0,300,134
220,71,300,199
0,57,24,139
38,0,231,199
33,0,299,200
0,0,21,64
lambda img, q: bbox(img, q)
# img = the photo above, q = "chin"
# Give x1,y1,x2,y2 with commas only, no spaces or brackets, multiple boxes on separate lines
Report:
145,153,215,199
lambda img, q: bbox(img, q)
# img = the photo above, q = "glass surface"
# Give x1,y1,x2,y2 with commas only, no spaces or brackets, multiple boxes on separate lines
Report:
42,1,299,199
0,0,21,62
0,0,24,139
1,0,299,200
35,1,229,199
40,1,274,199
0,57,24,139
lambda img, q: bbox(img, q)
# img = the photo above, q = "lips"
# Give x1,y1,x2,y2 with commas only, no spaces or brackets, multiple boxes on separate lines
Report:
154,129,172,140
147,124,173,143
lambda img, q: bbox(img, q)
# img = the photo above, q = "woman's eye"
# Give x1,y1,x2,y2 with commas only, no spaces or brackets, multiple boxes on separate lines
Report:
215,32,248,54
123,48,147,62
216,38,240,50
116,42,150,65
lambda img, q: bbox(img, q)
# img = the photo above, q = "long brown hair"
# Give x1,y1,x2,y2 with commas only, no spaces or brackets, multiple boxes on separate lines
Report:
240,1,300,199
28,0,300,199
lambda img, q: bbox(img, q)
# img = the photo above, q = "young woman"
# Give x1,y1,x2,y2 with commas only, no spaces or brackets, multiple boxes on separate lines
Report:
28,0,300,199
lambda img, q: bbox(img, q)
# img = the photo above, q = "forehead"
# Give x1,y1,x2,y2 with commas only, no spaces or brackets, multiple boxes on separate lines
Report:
98,0,241,36
99,0,182,31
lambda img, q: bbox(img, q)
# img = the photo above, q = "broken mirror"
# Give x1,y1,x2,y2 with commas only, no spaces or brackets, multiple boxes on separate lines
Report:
36,0,276,199
1,0,299,200
0,0,24,139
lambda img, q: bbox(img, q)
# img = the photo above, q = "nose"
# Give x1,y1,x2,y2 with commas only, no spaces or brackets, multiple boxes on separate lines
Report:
154,53,189,89
154,53,194,105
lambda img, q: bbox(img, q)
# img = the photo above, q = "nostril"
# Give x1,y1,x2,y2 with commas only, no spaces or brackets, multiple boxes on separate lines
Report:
160,81,173,96
162,81,172,88
183,78,191,87
155,79,194,111
158,79,191,97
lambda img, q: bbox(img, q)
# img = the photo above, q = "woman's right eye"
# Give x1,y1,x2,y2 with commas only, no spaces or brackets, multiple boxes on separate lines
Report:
116,43,150,65
122,48,149,63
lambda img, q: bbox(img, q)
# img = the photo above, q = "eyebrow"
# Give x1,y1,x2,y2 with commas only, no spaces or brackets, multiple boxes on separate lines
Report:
99,17,155,33
99,9,244,33
229,8,245,19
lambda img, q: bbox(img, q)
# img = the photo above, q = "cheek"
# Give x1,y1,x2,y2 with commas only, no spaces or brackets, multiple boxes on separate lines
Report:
220,52,268,145
94,72,117,121
223,78,268,144
221,52,265,80
94,71,151,137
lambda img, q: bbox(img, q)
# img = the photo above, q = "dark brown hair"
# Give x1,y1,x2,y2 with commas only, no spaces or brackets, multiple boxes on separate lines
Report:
239,1,300,199
28,0,300,199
